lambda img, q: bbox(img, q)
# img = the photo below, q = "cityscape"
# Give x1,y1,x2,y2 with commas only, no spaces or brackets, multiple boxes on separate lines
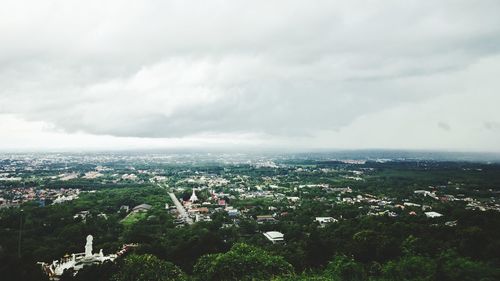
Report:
1,1,500,280
0,152,499,280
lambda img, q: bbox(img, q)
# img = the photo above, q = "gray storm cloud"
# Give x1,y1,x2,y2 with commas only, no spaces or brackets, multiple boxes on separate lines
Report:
1,0,500,146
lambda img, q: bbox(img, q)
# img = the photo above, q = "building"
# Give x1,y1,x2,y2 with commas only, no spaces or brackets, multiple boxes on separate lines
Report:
119,205,130,213
188,207,209,214
73,211,91,221
445,220,458,227
131,204,152,213
263,231,284,244
227,209,239,218
404,202,421,207
315,217,338,227
256,215,277,224
425,211,443,218
189,189,199,202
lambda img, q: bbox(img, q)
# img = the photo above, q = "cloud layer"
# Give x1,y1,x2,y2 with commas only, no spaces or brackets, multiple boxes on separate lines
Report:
1,0,500,151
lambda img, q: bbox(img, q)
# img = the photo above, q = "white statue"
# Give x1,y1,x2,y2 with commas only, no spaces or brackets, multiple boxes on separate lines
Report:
85,235,93,257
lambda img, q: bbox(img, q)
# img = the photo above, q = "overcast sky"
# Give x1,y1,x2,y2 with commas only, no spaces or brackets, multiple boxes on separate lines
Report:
1,0,500,152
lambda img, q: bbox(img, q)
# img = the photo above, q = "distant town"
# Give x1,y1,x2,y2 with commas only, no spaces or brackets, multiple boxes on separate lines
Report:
1,152,499,280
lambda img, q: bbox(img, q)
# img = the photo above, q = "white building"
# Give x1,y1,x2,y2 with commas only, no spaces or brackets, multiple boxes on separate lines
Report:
404,202,421,207
263,231,284,244
315,217,338,227
131,204,152,213
425,211,443,218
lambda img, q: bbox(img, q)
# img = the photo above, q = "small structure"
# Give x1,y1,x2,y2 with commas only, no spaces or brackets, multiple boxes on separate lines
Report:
256,215,277,224
425,211,443,218
131,204,152,213
445,220,458,227
73,211,90,220
227,209,239,218
263,231,284,244
404,202,421,207
188,207,209,214
315,217,338,227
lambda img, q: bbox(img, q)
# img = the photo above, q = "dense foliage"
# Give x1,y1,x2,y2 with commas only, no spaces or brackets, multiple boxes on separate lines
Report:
111,254,187,281
193,243,293,281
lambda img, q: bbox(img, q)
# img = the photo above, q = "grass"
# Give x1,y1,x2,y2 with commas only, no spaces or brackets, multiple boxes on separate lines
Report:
121,211,147,226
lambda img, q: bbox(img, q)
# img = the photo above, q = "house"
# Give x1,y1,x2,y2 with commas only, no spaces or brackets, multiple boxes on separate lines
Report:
132,204,152,213
263,231,284,244
198,207,208,214
188,207,209,214
425,211,443,218
256,215,277,224
73,211,90,220
227,209,239,217
195,214,212,222
445,220,457,227
404,202,421,207
315,217,338,227
97,213,108,220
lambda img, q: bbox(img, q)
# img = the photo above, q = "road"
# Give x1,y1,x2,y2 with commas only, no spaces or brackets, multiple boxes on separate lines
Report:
168,192,193,225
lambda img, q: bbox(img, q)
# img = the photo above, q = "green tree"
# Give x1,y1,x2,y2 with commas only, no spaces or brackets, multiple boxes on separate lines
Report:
324,255,366,281
111,254,186,281
193,243,293,281
381,255,436,281
272,274,331,281
436,250,500,281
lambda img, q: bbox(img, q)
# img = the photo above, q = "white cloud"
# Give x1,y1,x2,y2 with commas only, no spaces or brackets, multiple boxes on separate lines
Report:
0,0,499,151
